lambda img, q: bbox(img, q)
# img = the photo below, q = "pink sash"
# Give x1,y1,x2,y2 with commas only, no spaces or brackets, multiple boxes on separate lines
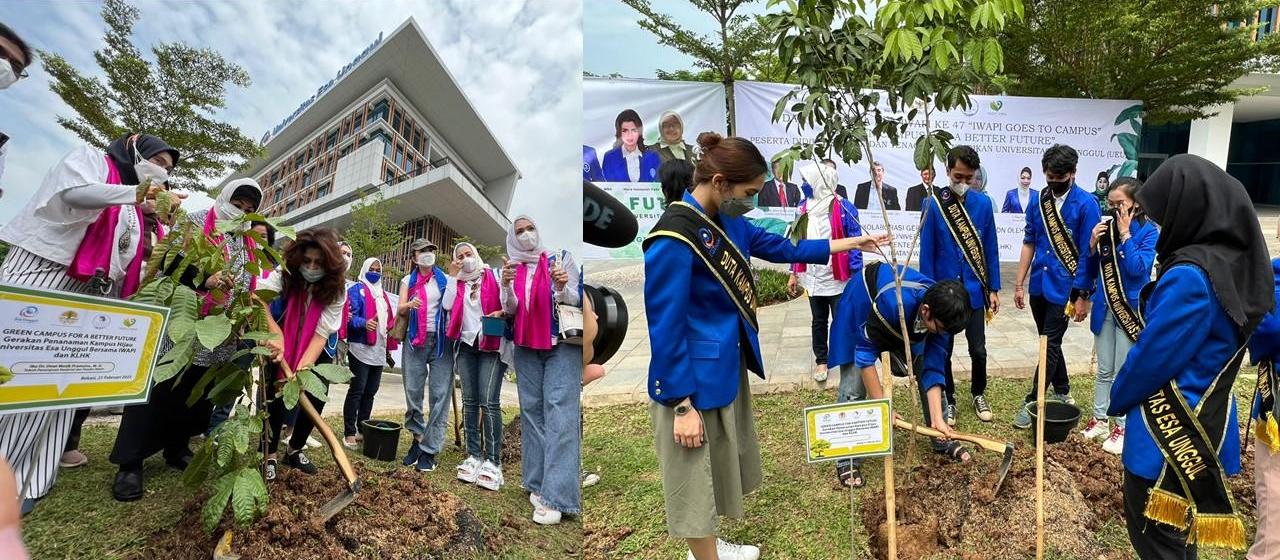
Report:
513,254,552,350
791,198,850,280
68,157,148,295
340,284,398,351
280,287,324,377
410,267,437,348
446,269,502,351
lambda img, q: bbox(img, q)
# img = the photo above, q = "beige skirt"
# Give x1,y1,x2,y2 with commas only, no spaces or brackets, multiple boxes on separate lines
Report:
651,366,763,538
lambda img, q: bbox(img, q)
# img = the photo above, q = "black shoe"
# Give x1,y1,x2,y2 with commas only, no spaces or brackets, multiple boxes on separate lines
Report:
402,444,422,467
112,470,144,502
164,450,193,471
283,450,318,475
416,452,437,472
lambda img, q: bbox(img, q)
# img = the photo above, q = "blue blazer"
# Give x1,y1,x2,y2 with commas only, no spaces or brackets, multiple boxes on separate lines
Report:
645,192,832,410
583,145,603,182
1108,264,1242,480
919,190,1001,310
345,283,392,345
601,146,661,182
1248,259,1280,419
827,264,950,392
1002,187,1039,214
1085,219,1158,335
1022,185,1101,305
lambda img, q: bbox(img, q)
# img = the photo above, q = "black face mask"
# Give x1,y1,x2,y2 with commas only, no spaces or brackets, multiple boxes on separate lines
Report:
1047,180,1071,196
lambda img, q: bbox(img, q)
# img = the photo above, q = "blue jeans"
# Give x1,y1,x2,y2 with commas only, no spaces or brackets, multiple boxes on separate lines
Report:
402,336,439,454
456,340,506,464
1094,312,1130,427
514,343,582,514
836,364,867,471
344,352,384,437
205,404,233,437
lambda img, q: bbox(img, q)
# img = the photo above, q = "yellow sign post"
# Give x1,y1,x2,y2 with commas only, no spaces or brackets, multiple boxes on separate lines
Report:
803,398,893,462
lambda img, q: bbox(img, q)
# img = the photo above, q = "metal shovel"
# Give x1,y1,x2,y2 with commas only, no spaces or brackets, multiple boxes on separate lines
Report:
892,417,1015,496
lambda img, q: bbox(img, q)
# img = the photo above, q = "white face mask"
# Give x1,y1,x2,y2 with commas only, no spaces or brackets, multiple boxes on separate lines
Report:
517,231,538,251
417,252,436,268
134,159,169,187
214,200,244,221
948,180,969,197
461,256,480,273
0,63,16,90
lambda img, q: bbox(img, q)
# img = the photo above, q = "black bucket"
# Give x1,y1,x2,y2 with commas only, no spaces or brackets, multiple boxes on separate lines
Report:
1028,401,1082,444
360,420,402,461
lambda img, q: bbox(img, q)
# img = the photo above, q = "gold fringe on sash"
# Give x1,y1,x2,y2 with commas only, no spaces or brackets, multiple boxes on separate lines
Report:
1258,416,1280,454
1190,513,1248,550
1144,488,1190,529
1064,301,1075,318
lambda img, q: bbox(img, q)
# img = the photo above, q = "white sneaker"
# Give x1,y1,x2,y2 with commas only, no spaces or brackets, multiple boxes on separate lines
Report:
687,539,761,560
1080,418,1109,440
532,503,562,525
476,461,504,491
305,436,322,449
529,493,543,509
456,456,481,484
1102,426,1125,455
812,364,828,383
581,470,601,488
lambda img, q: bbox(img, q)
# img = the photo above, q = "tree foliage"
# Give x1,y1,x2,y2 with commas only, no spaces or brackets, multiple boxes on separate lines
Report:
37,0,262,190
1001,0,1280,123
450,235,506,266
342,192,403,280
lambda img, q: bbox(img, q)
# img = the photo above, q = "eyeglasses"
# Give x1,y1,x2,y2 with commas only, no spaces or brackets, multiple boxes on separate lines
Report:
0,50,27,79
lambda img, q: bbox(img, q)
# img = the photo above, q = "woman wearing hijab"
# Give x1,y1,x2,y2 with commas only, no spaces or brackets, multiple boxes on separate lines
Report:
601,109,662,182
109,178,263,501
1107,154,1272,556
654,110,694,164
1094,171,1111,212
0,133,177,513
501,216,581,525
340,258,397,449
397,238,457,472
259,228,348,481
445,242,508,491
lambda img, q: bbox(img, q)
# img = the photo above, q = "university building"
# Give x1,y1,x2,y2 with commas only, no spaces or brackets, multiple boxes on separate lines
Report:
219,18,518,275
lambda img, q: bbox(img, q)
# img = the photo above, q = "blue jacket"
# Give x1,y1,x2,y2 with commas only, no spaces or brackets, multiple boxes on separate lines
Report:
1248,259,1280,419
602,146,661,183
1108,264,1242,479
344,283,391,345
1001,187,1039,214
827,264,951,392
1022,185,1101,305
919,190,1001,310
645,192,831,410
1085,219,1159,335
583,145,603,182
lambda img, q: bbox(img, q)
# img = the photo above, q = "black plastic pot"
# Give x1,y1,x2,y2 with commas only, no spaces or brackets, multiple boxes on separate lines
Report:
360,419,402,461
1029,401,1082,444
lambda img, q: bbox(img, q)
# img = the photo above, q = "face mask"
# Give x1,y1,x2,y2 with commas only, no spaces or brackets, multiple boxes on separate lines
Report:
517,232,538,251
300,267,324,284
1047,180,1071,196
365,271,381,284
215,200,244,221
417,252,436,268
461,256,480,273
948,180,969,197
0,63,16,90
719,193,756,218
134,159,169,187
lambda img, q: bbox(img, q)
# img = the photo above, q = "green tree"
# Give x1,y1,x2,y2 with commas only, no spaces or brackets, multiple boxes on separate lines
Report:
0,241,8,264
1001,0,1280,123
343,192,404,280
622,0,776,133
38,0,262,190
450,235,505,266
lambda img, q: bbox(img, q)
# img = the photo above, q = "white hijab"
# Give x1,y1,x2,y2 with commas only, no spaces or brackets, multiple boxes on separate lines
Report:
214,178,262,220
506,215,548,264
358,257,384,299
658,111,687,159
453,242,485,282
799,163,840,236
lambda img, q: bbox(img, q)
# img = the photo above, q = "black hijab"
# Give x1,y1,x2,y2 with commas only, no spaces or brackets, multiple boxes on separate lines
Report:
1137,154,1273,334
103,134,181,185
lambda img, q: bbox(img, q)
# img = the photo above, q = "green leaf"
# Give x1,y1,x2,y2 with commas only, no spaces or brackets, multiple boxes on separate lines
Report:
194,314,233,351
296,368,329,402
154,340,193,384
233,419,251,454
240,330,280,342
1112,132,1139,160
311,363,354,384
982,39,1001,74
183,443,212,488
282,378,301,410
913,134,932,171
208,369,248,406
1114,104,1144,127
186,365,222,408
216,429,234,467
202,472,235,533
1119,160,1139,178
231,467,262,526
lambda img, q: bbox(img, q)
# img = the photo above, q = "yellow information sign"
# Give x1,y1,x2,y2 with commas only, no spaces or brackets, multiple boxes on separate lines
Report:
804,398,893,462
0,283,169,413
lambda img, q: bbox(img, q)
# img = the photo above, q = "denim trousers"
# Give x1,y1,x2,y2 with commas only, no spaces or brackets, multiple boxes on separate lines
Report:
402,336,443,454
456,340,506,465
514,343,582,513
1093,312,1131,426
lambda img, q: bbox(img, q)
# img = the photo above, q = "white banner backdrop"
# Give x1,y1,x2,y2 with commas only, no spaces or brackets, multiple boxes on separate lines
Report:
583,77,727,259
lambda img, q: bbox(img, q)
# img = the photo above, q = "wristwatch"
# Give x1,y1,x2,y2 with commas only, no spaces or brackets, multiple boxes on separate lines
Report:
674,403,692,416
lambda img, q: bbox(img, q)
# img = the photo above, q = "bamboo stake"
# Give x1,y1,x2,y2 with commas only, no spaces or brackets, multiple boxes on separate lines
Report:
1035,335,1048,560
880,351,897,560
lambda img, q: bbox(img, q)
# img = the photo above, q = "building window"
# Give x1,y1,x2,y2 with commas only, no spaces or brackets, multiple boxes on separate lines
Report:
395,145,404,167
1261,7,1276,38
353,110,364,133
392,109,402,132
385,167,396,184
403,156,412,174
317,182,331,198
273,189,283,204
340,143,353,158
326,130,338,150
371,99,390,123
293,153,304,170
302,169,313,189
286,200,296,213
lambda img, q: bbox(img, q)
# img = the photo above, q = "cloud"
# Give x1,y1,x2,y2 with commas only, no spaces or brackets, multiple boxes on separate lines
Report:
0,0,582,251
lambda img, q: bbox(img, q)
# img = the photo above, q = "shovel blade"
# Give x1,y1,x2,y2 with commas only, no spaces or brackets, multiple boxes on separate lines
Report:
993,444,1015,496
315,482,360,523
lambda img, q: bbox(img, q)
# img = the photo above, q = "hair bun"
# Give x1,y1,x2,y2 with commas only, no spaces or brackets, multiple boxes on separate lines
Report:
696,132,723,150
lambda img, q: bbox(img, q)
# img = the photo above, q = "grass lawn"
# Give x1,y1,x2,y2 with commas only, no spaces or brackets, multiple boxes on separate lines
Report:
583,372,1260,560
22,407,581,560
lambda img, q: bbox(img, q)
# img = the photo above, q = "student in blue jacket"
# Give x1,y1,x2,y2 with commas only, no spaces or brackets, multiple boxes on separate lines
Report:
919,145,1001,426
583,145,603,182
1079,177,1158,456
1001,166,1039,214
601,109,661,182
643,132,887,560
826,263,972,488
1012,144,1101,428
1108,154,1271,557
1247,258,1280,559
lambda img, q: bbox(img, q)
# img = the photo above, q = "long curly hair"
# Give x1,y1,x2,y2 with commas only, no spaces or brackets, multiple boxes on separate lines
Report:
279,227,345,307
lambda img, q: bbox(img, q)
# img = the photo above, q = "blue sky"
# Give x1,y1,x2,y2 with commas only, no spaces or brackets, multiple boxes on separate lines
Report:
584,0,771,78
0,0,582,249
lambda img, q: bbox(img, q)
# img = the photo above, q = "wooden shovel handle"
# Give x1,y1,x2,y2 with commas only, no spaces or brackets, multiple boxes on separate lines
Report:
891,418,1008,454
279,361,358,487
